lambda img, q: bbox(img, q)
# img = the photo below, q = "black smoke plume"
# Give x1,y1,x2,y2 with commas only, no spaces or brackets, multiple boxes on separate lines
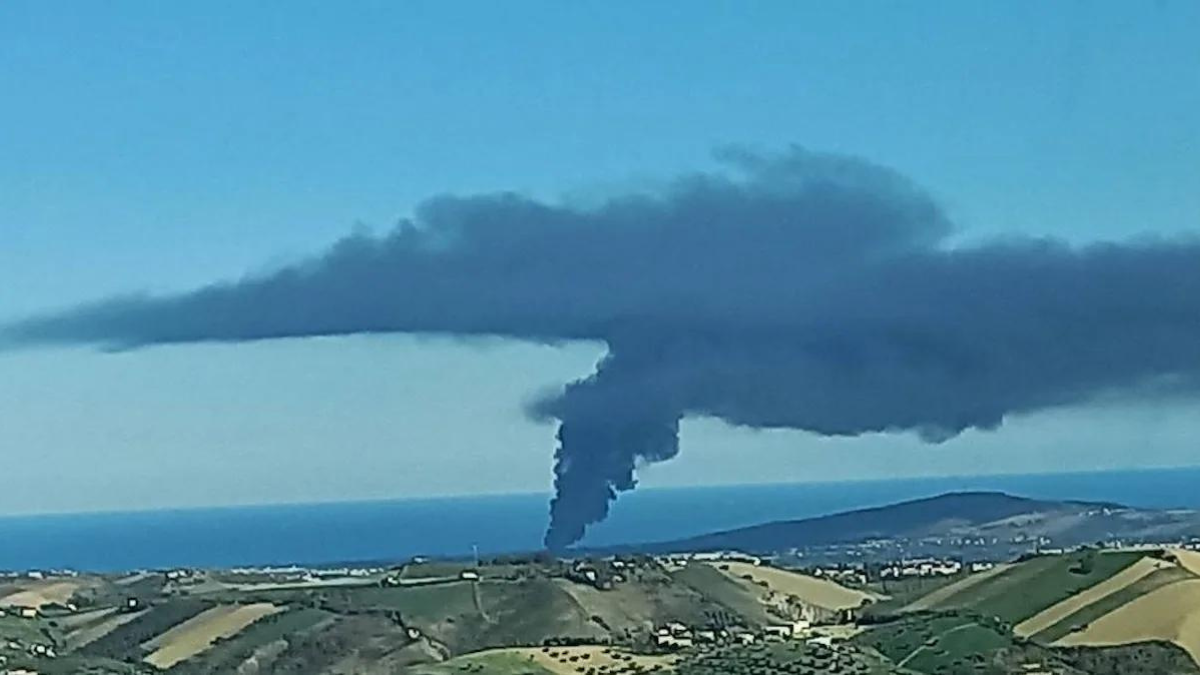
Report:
5,147,1200,548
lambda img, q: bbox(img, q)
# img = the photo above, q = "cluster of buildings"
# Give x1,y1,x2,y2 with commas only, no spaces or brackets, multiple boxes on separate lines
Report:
0,600,61,667
225,564,383,576
379,569,480,587
1096,540,1200,552
1,609,60,666
808,566,869,585
0,640,57,672
0,609,38,622
653,619,826,651
654,551,763,569
880,559,986,579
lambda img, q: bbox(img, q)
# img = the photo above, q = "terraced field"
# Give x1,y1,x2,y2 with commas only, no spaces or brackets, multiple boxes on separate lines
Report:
1014,556,1174,637
1057,579,1200,664
163,607,332,674
65,609,148,650
1030,562,1193,643
896,548,1200,669
142,602,281,668
915,551,1144,623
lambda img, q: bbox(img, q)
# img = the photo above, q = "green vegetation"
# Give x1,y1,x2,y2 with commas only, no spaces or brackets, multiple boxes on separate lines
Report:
1056,642,1200,675
81,599,213,660
0,612,58,646
324,580,479,618
430,578,604,655
1032,563,1194,643
402,561,474,580
929,551,1143,623
6,548,1196,674
676,641,898,675
901,622,1010,673
854,612,974,664
165,607,331,674
412,651,558,674
250,613,407,673
862,573,964,617
74,575,165,610
12,654,152,675
671,564,772,626
853,611,1079,675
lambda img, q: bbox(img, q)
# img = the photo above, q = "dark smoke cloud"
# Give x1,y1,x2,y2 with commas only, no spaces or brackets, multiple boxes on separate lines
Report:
5,147,1200,548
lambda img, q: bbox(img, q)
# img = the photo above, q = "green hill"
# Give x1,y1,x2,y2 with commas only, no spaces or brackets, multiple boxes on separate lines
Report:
917,550,1144,624
646,492,1067,553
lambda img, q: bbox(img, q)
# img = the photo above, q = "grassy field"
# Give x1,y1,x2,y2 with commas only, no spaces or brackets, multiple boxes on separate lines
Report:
1171,549,1200,576
451,578,604,652
854,612,973,664
553,573,717,636
1014,556,1172,637
1056,642,1200,675
854,611,1083,675
865,572,969,616
56,607,119,631
65,610,149,651
319,580,480,619
0,580,84,608
718,562,882,611
921,551,1144,623
228,576,605,657
1057,578,1200,664
80,599,213,660
1032,563,1194,643
401,561,473,580
900,564,1012,612
0,612,58,646
411,649,558,674
670,563,774,626
414,646,672,675
419,642,901,675
675,640,901,675
164,606,331,674
2,654,150,675
141,602,281,668
253,613,428,674
899,621,1011,673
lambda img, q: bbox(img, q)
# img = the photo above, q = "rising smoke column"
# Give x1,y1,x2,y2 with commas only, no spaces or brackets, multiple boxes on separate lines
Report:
5,146,1200,548
531,344,684,549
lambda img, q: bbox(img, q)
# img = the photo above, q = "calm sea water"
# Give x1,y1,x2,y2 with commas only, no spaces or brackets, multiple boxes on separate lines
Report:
3,467,1199,572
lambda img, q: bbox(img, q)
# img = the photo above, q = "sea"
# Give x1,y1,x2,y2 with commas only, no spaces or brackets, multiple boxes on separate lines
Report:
3,467,1200,572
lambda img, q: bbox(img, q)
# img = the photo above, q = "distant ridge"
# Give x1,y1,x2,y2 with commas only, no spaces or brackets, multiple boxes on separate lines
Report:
629,491,1132,554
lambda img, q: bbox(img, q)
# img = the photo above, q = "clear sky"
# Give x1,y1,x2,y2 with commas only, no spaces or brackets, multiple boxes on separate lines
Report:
1,1,1198,516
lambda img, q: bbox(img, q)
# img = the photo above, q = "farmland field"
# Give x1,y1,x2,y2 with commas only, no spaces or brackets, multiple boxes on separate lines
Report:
1057,578,1200,664
718,562,882,611
922,551,1144,623
142,602,281,668
901,564,1012,612
1014,556,1172,637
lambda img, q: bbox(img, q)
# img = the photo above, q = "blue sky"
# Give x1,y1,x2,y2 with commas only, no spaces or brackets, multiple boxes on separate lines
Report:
1,1,1198,515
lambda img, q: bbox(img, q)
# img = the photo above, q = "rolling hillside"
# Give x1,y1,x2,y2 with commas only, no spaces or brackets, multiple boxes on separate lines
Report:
649,492,1068,552
643,491,1200,555
888,547,1200,671
10,493,1200,673
3,555,865,674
